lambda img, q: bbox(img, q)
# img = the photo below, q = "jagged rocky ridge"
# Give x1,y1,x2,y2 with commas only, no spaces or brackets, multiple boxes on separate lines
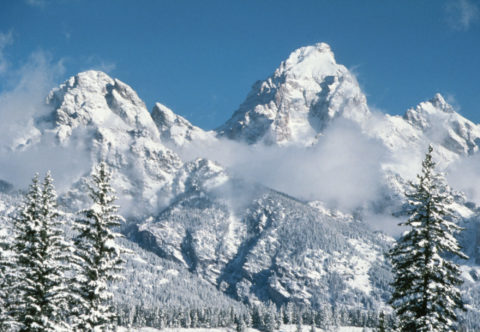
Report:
0,43,479,320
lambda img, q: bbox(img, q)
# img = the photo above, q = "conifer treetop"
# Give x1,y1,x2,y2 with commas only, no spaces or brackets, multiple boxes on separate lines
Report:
389,145,467,332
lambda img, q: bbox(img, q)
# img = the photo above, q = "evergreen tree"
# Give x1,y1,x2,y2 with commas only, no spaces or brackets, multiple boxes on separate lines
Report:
235,315,246,332
251,305,263,329
0,225,16,331
376,311,386,332
72,162,126,331
389,145,468,332
296,313,303,332
263,309,275,332
12,172,71,331
191,310,198,328
284,302,294,324
243,310,252,327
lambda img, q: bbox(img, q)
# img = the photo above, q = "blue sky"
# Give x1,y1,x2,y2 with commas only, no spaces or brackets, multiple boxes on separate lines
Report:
0,0,479,129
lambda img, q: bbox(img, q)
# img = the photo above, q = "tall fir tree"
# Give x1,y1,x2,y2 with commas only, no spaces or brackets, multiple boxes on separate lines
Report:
389,145,467,332
72,162,125,331
12,172,72,332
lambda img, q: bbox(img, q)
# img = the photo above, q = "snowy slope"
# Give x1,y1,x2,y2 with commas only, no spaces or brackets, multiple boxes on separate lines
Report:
133,160,392,310
0,194,244,313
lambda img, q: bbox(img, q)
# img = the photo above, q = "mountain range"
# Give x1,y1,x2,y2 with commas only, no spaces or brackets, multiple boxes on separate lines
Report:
0,42,479,323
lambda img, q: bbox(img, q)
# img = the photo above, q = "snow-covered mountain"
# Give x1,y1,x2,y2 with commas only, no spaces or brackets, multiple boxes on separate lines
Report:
24,70,182,216
215,42,480,169
1,42,480,327
369,93,480,169
217,43,369,146
131,160,391,309
213,43,480,217
213,43,480,315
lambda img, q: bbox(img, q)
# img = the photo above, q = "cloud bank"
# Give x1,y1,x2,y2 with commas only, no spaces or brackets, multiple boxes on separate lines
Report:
179,119,390,212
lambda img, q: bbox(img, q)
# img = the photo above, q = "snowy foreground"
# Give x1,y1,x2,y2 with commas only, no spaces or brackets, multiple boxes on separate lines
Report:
118,326,373,332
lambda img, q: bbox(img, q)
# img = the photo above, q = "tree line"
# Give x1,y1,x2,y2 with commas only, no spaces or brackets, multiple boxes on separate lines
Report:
115,302,395,331
0,162,125,332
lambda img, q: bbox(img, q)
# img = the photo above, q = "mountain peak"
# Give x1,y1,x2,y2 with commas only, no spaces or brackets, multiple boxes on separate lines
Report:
45,70,158,141
278,42,336,76
74,69,114,84
404,93,456,130
40,70,184,216
429,93,455,113
151,103,215,148
401,94,480,156
217,42,369,145
57,70,117,97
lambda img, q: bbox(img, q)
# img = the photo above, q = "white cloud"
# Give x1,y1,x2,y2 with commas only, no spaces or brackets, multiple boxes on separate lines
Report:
0,51,93,191
178,119,389,212
448,153,480,205
445,0,480,31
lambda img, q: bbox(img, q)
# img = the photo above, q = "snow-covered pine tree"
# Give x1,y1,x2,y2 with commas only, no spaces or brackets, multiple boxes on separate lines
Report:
389,145,467,332
377,311,386,332
235,315,246,332
72,162,125,331
263,309,275,332
12,172,72,331
296,313,303,332
0,222,16,331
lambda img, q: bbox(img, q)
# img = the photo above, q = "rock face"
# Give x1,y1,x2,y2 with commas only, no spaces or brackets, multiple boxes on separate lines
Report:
151,102,216,148
217,43,370,146
42,70,183,216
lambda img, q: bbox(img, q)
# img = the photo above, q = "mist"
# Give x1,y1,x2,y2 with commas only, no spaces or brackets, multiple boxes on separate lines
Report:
448,152,480,205
178,119,390,213
0,52,91,191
